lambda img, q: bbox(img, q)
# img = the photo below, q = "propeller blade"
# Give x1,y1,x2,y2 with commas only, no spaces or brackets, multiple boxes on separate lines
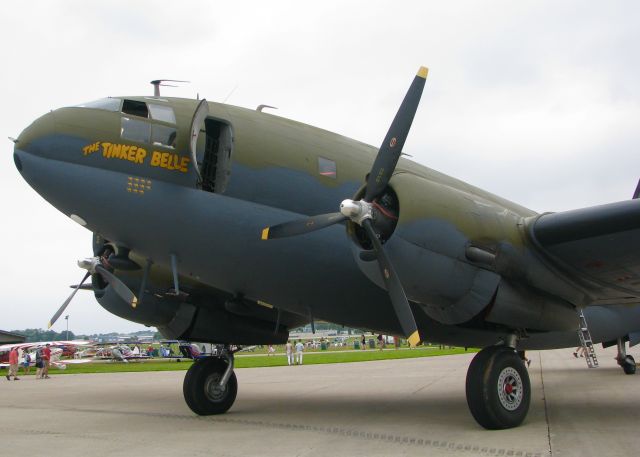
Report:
48,272,91,329
364,67,428,202
633,179,640,199
95,265,138,308
362,219,421,347
261,212,347,240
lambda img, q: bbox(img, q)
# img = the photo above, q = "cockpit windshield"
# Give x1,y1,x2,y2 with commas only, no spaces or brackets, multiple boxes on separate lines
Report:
75,97,177,149
75,97,122,111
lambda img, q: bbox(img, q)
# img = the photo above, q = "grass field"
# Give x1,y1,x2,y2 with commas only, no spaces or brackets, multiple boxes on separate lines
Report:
14,347,476,375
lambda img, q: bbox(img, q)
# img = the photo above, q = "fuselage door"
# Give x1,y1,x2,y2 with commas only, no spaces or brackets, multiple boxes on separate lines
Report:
189,99,209,183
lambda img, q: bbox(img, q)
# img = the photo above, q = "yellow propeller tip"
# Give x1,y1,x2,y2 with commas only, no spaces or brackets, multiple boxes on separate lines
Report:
131,298,138,309
47,322,52,329
408,330,421,347
417,67,429,79
261,227,270,240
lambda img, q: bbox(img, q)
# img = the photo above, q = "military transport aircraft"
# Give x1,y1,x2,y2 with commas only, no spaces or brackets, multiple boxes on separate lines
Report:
12,68,640,429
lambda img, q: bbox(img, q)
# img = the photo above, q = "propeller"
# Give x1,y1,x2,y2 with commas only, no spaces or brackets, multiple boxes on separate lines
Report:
261,67,428,347
48,257,138,329
48,272,90,329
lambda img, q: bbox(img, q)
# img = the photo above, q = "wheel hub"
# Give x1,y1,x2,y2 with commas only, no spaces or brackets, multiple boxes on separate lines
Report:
497,367,523,411
204,373,226,402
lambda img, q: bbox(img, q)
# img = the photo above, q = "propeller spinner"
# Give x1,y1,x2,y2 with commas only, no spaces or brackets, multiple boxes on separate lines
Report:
261,67,428,347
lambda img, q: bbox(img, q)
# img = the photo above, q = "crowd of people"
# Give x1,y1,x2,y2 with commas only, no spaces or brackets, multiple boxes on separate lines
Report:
5,344,52,381
266,334,397,365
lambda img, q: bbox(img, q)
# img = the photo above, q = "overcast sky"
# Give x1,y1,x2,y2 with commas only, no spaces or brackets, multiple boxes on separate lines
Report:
1,1,638,334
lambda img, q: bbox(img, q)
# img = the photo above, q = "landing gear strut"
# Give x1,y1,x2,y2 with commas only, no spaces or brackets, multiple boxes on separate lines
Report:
466,345,531,429
183,346,238,415
616,339,636,375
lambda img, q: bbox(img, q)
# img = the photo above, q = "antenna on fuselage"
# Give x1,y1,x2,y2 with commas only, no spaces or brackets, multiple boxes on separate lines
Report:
256,104,278,112
150,79,189,97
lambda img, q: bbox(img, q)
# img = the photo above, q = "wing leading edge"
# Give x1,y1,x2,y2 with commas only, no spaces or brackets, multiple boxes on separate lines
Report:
529,198,640,305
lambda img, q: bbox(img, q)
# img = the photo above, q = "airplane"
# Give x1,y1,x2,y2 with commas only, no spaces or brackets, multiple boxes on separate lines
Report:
0,340,93,363
90,344,149,362
0,341,86,369
0,342,143,367
11,67,640,430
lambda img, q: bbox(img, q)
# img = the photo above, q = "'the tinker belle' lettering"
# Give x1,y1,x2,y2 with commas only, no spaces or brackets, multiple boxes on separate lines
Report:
81,141,190,173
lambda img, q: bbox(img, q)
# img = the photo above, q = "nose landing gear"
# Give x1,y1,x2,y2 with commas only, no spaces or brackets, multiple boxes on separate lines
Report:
183,346,238,415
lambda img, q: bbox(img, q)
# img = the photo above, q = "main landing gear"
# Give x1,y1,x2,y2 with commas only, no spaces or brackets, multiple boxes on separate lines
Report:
615,338,636,375
466,345,531,430
183,346,238,415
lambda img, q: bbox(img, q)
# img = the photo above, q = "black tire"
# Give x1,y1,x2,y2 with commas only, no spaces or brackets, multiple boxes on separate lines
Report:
466,346,531,430
622,355,636,375
183,357,238,415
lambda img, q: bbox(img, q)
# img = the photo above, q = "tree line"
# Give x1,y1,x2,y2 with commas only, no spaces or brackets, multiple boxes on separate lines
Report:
10,328,160,343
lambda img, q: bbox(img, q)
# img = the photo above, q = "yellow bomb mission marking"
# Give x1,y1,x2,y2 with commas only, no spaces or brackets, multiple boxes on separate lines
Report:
82,142,190,173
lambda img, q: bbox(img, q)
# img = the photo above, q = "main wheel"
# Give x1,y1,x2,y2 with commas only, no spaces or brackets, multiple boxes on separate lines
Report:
183,357,238,415
622,355,636,375
466,346,531,430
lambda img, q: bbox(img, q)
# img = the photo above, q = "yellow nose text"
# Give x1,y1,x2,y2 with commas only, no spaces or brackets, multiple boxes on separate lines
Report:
150,151,190,173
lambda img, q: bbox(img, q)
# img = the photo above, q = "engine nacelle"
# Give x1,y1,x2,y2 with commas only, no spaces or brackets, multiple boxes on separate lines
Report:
350,172,526,325
93,273,291,344
349,172,585,333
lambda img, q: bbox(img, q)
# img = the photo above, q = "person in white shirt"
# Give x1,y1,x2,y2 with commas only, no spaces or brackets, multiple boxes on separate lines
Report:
285,341,294,366
295,340,304,365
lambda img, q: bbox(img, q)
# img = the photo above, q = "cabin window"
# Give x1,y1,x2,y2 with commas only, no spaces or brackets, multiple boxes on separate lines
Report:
151,124,177,148
318,157,337,178
148,104,176,124
122,99,149,118
75,98,121,112
121,117,151,143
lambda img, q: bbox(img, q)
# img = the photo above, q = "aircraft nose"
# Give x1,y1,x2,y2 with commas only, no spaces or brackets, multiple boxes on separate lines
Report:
13,111,56,171
13,106,111,235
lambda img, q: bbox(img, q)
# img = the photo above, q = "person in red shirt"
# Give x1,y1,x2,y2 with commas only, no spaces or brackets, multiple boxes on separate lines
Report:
6,347,20,381
42,344,52,379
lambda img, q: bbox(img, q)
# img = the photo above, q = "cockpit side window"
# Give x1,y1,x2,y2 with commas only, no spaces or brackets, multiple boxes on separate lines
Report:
151,125,177,148
148,104,176,124
122,100,149,118
121,117,151,143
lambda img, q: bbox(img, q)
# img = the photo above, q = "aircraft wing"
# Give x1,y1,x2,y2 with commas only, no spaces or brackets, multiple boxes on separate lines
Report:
529,198,640,305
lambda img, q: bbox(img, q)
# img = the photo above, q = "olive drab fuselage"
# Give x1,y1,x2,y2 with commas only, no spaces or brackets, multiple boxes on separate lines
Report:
13,95,640,349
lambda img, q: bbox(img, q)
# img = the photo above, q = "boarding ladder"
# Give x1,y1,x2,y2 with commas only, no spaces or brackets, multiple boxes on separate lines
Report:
577,309,599,368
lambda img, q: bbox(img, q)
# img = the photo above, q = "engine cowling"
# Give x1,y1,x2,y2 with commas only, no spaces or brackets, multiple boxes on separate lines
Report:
348,172,513,325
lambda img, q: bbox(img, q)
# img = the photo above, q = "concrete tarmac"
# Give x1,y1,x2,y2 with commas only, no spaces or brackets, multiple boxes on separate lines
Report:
1,346,638,457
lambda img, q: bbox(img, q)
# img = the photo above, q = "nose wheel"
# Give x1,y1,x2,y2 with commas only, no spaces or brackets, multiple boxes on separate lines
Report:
466,346,531,429
183,356,237,415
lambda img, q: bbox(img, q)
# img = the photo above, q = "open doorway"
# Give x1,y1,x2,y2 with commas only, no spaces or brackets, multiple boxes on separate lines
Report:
200,119,233,193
